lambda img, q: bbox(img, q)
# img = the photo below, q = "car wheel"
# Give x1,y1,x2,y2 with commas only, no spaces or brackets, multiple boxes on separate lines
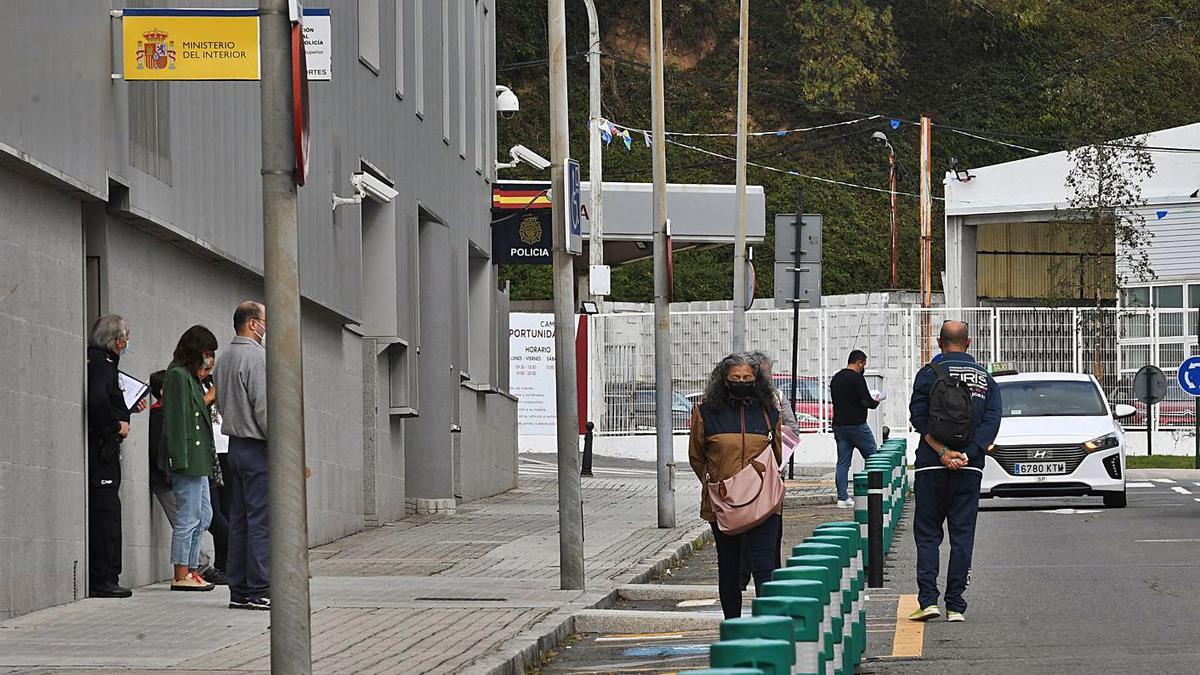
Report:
1103,491,1127,508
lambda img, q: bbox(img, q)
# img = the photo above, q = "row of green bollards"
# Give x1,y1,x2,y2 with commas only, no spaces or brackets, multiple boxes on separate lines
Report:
686,438,908,675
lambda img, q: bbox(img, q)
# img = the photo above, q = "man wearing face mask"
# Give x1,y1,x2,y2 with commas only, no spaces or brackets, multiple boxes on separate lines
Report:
86,314,139,598
213,301,271,611
830,350,883,508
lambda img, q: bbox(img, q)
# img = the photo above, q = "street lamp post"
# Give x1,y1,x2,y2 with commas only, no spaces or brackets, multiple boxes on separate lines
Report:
872,131,898,290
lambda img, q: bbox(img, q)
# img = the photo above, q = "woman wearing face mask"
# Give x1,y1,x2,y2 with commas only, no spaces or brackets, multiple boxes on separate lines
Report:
688,353,783,619
161,325,219,591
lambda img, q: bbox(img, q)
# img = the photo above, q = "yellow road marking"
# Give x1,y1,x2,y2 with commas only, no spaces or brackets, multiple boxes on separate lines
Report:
890,594,925,658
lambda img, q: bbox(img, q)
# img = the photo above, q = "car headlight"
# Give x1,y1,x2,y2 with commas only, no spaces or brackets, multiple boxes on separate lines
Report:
1083,433,1120,453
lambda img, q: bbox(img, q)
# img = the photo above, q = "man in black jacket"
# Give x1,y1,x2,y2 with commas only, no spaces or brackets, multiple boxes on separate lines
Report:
829,350,881,507
87,314,137,598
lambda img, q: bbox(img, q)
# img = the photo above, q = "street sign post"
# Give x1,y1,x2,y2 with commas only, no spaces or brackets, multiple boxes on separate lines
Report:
773,213,822,309
1179,353,1200,469
1134,365,1167,456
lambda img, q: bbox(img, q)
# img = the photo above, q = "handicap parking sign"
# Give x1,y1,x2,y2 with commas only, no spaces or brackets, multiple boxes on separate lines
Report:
1179,356,1200,397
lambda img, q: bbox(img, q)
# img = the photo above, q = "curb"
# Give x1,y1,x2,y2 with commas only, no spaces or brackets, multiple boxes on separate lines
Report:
786,493,837,507
473,522,713,675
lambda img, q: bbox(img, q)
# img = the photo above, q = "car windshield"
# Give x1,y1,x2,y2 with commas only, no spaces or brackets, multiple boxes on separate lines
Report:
997,380,1107,417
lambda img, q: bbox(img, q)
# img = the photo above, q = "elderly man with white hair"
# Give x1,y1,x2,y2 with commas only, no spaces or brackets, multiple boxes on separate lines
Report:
86,314,142,598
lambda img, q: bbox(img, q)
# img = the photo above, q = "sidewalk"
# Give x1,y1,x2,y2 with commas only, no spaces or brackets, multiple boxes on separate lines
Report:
0,472,711,674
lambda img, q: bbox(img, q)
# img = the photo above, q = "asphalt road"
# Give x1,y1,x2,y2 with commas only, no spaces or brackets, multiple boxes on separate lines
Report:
537,469,1200,675
874,471,1200,674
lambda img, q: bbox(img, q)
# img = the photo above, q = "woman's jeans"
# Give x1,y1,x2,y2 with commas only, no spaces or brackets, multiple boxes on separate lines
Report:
711,514,782,619
170,474,212,569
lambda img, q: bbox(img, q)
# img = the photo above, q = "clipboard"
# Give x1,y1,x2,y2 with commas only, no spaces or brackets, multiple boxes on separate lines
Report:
118,371,150,412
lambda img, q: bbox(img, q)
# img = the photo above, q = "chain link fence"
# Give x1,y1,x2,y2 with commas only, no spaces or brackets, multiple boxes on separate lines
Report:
590,306,1199,436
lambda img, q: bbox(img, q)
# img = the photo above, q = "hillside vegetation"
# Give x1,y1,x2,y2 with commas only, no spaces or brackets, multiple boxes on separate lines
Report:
495,0,1200,302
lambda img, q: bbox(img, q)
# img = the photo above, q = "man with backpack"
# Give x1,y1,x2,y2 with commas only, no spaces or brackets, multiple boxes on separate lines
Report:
907,320,1002,623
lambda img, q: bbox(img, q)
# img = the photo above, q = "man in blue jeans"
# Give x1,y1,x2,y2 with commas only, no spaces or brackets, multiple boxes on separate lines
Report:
213,301,271,611
829,350,881,507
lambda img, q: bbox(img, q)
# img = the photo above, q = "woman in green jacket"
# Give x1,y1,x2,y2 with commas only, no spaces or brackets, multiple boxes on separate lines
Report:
162,325,219,591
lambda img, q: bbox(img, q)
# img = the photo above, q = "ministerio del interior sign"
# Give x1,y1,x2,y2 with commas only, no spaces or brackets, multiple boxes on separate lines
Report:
122,8,261,81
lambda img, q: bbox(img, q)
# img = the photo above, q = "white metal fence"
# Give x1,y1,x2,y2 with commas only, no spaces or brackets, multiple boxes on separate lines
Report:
590,307,1200,436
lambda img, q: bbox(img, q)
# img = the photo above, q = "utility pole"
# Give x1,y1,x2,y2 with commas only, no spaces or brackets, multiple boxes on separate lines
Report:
548,0,585,590
583,0,604,450
584,0,603,287
730,0,750,353
650,0,676,529
919,115,933,363
259,0,311,671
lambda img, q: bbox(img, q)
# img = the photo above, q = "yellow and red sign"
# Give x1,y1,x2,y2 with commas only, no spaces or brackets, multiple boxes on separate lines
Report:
123,8,260,81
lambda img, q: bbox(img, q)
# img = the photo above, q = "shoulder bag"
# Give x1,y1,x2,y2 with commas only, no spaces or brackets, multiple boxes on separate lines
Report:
706,407,785,535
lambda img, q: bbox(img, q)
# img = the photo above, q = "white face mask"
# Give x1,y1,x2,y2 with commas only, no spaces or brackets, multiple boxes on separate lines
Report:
252,319,266,345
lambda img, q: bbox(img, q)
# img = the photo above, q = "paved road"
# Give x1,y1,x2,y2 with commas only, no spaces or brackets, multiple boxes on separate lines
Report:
876,471,1200,674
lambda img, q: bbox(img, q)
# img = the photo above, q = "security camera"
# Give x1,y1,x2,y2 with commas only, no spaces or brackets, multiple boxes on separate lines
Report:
351,172,399,203
871,131,888,143
496,85,520,120
510,144,551,171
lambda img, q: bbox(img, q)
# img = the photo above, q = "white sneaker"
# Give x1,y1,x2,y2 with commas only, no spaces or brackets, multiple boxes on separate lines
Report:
836,499,854,509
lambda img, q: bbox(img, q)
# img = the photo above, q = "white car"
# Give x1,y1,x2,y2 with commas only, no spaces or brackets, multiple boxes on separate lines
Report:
981,372,1137,508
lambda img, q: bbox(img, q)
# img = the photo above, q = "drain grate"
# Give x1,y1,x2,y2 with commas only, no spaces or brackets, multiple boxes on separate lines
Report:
414,596,508,602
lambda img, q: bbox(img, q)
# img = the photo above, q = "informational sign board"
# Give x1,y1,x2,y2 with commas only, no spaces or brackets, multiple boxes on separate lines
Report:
566,159,583,255
122,8,260,81
301,8,332,81
773,213,823,309
509,313,559,436
492,183,553,264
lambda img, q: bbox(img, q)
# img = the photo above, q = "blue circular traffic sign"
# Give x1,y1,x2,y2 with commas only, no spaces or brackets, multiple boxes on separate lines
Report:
1179,356,1200,397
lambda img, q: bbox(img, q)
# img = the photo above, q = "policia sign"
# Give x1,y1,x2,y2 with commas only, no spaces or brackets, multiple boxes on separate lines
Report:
492,182,553,264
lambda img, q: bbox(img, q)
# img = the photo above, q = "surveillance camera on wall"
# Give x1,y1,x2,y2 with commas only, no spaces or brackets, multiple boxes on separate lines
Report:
510,145,550,171
496,85,520,120
351,172,399,203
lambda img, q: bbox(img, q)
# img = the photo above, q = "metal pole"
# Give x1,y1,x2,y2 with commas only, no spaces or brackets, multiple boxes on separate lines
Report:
581,421,594,477
730,0,750,353
888,146,898,289
918,116,933,363
1147,400,1154,456
259,2,311,671
549,0,585,590
867,469,884,588
584,0,603,293
650,0,676,529
788,189,803,480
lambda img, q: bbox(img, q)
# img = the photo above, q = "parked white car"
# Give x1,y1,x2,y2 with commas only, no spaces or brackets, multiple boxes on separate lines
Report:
982,372,1136,508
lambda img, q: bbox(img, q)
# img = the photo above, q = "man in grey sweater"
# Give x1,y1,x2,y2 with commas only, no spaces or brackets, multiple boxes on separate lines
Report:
213,301,270,611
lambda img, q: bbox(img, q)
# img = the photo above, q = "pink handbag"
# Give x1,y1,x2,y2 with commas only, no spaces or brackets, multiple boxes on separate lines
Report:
706,410,785,535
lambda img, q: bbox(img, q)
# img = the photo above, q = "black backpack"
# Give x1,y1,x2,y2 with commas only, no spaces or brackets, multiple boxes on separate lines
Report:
927,362,975,450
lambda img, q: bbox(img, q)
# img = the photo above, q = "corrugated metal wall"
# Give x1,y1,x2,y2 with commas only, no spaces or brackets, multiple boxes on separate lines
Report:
1124,204,1200,281
977,221,1116,301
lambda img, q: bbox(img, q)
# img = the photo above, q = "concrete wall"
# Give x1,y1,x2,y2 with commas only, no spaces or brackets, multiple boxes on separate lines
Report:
0,0,516,618
0,169,87,620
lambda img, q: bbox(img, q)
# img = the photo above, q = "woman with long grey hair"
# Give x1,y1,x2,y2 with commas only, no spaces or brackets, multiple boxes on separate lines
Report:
687,352,783,618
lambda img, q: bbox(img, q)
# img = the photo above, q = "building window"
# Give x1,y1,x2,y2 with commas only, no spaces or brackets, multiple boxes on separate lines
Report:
441,1,450,144
1121,287,1149,308
412,2,425,117
1189,284,1200,309
358,0,381,73
1154,284,1183,308
394,0,404,97
458,1,467,159
128,82,172,184
474,1,484,173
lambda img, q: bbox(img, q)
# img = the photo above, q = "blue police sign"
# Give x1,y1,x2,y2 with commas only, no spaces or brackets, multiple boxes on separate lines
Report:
1179,356,1200,397
566,158,582,255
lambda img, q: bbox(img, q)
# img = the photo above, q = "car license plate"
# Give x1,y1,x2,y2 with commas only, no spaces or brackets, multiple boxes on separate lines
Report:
1013,461,1067,475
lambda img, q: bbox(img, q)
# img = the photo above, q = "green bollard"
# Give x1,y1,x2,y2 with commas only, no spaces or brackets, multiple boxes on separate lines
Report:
753,596,826,675
681,670,765,675
709,638,795,675
806,534,857,672
814,525,866,667
720,615,794,646
853,473,869,567
787,550,844,675
760,579,832,674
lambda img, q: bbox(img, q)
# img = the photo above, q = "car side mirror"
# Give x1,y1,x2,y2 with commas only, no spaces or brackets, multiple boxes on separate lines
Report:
1113,404,1137,420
